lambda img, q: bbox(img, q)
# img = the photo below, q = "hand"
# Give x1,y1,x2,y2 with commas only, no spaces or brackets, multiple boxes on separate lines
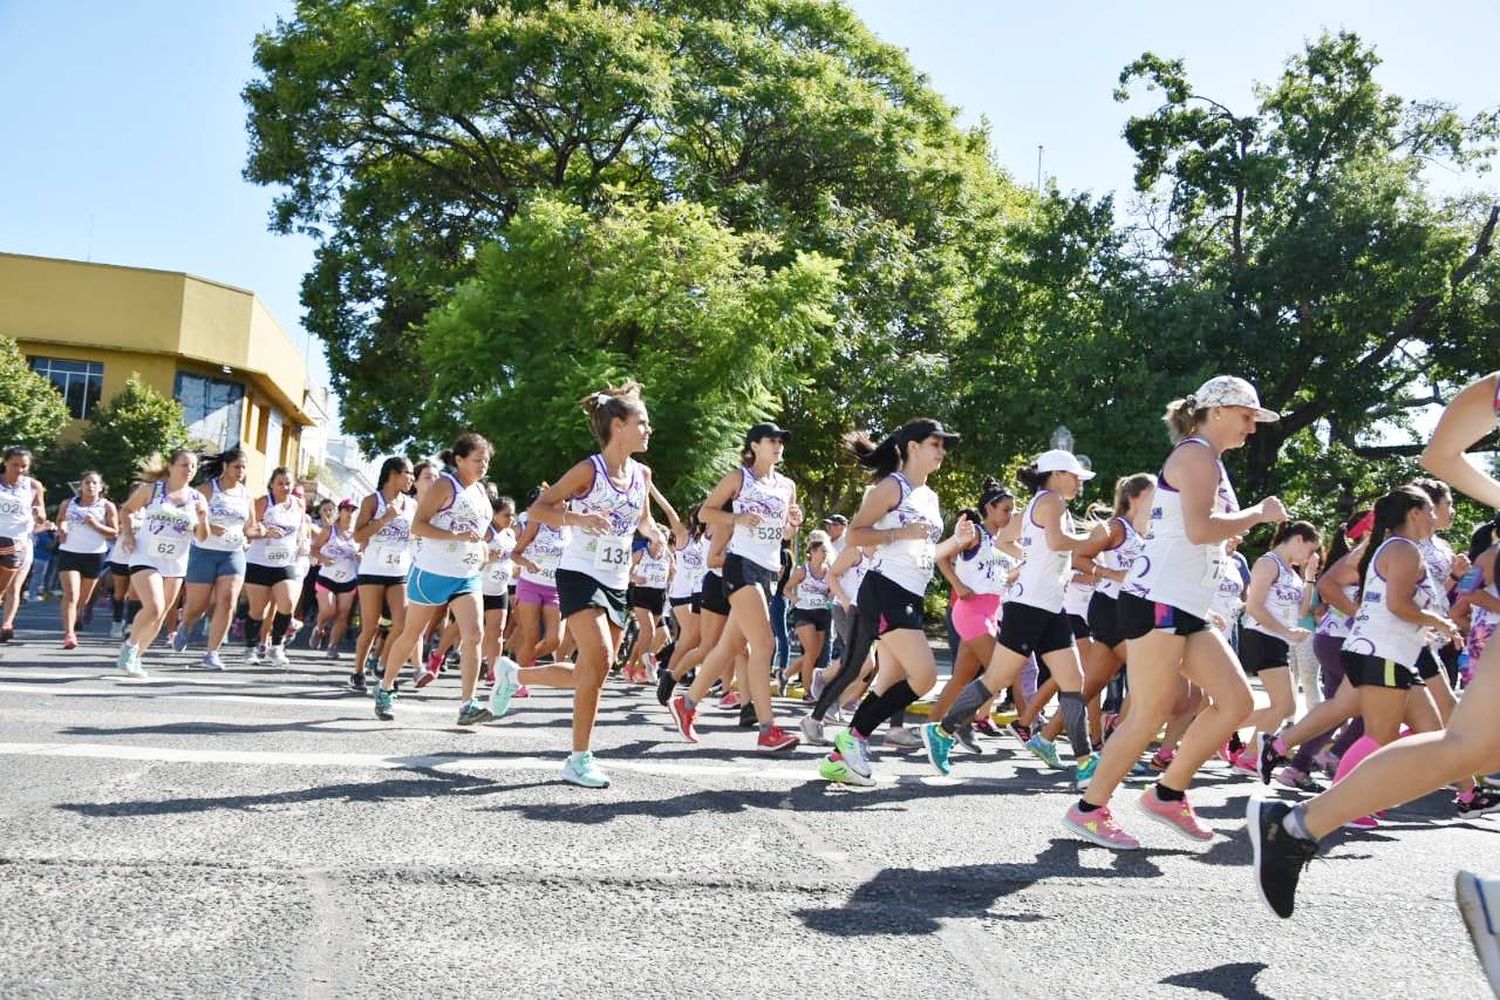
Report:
1209,611,1228,631
952,582,975,601
520,558,540,574
787,503,804,529
1285,626,1311,643
1432,615,1462,642
1451,554,1472,580
951,518,977,546
1258,496,1289,524
456,529,484,544
736,511,763,529
210,524,227,537
1302,552,1321,582
573,512,613,535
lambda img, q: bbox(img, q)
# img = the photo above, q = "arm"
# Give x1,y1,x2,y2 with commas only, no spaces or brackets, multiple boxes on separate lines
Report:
1169,445,1284,545
511,519,541,572
1380,544,1460,640
1316,548,1363,617
1036,493,1104,554
191,494,210,543
117,484,153,552
312,526,333,564
55,498,72,543
1296,553,1321,618
410,478,478,542
1421,371,1500,509
693,471,745,528
637,468,666,556
99,501,119,538
1244,556,1305,641
31,481,49,530
530,460,611,533
783,565,806,600
845,477,911,548
647,481,682,539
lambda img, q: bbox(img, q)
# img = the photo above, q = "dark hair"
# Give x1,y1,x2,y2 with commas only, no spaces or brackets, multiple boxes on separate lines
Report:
439,432,492,469
579,380,646,447
494,494,516,515
1355,486,1431,598
265,466,292,493
1271,519,1322,547
843,419,947,479
1408,477,1451,507
976,477,1012,515
1016,463,1050,493
1324,507,1371,568
1112,474,1157,518
140,449,195,483
1470,516,1500,563
199,446,246,483
411,460,437,495
686,503,705,542
525,483,546,507
375,456,412,492
3,445,33,463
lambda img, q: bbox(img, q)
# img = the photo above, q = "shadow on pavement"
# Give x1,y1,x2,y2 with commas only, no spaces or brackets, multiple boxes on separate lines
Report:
1160,962,1272,999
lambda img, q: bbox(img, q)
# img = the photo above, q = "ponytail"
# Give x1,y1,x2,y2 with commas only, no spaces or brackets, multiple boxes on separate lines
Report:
199,446,245,484
1016,463,1048,493
1112,473,1157,518
138,449,193,484
580,381,646,446
1163,394,1210,444
975,476,1012,514
843,430,903,479
1271,519,1321,548
1355,486,1430,598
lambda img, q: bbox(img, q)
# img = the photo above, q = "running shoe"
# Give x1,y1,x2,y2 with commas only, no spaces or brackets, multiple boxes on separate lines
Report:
326,648,341,661
200,651,225,672
61,633,78,651
269,644,291,669
1246,796,1318,918
973,718,1001,738
717,690,742,711
1025,733,1061,768
561,751,611,788
832,729,872,782
825,704,846,725
1311,748,1342,776
819,751,875,787
1256,733,1286,784
1138,787,1213,841
414,666,439,690
775,667,788,697
1073,753,1098,791
515,685,531,699
248,644,266,666
1456,871,1500,996
1007,719,1032,744
457,699,494,726
920,723,955,777
374,687,395,721
885,726,921,750
1274,767,1326,794
1215,740,1236,765
642,651,658,674
1128,760,1155,778
1456,788,1500,818
1149,749,1175,771
799,715,828,746
655,666,676,706
171,628,190,653
109,621,124,640
955,724,983,755
425,648,443,675
669,695,699,743
1100,712,1120,741
1062,803,1140,851
738,702,757,729
1344,814,1380,830
116,642,145,677
488,656,521,718
809,667,826,702
757,725,799,754
348,672,367,693
1230,752,1261,778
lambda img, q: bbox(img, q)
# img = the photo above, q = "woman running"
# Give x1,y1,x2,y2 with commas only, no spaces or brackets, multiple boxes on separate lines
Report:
490,384,666,787
656,507,707,702
813,418,973,786
242,467,304,668
784,529,835,699
1064,376,1288,850
1412,477,1470,719
511,484,570,677
479,492,518,681
117,450,209,676
311,499,362,661
920,447,1105,782
374,434,495,725
670,422,804,753
625,521,673,682
350,458,416,692
55,470,117,649
0,446,47,642
175,448,259,670
656,519,731,706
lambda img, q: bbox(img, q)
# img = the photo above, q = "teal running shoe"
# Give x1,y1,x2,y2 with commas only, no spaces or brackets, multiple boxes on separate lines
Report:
1074,753,1099,791
832,729,872,782
1026,733,1062,768
488,656,520,718
561,751,610,788
374,686,395,721
920,722,955,777
457,698,494,726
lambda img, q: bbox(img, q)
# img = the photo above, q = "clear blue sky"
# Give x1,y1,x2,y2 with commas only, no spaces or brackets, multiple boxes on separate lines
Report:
2,1,1495,439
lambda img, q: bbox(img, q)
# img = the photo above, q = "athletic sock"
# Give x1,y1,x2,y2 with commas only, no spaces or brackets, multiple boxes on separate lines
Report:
125,600,141,622
941,677,994,733
1282,804,1314,841
1076,799,1100,813
1059,691,1091,759
1154,782,1185,802
270,612,292,645
112,598,124,623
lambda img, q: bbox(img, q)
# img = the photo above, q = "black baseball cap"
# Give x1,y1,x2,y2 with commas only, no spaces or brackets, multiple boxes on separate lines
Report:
902,418,960,443
745,422,792,447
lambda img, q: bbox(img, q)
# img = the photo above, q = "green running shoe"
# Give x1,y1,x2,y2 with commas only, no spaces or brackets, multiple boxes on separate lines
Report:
374,686,395,721
1026,733,1062,768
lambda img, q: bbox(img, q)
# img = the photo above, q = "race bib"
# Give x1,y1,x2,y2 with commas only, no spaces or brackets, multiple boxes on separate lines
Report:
263,537,295,566
323,560,357,584
1202,546,1228,588
0,497,23,518
153,536,188,562
219,528,244,548
594,535,632,573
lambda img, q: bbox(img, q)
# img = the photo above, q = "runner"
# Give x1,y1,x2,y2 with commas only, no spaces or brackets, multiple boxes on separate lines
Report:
813,418,974,786
479,491,518,682
350,457,416,691
175,448,258,670
54,470,117,650
656,505,707,703
625,519,673,682
242,467,305,668
494,383,667,788
783,529,834,700
374,434,495,725
510,484,569,679
1063,375,1288,850
0,446,47,642
116,450,209,676
310,499,362,662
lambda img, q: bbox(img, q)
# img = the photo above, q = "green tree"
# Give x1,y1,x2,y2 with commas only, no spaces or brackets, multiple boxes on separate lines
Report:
0,336,69,451
422,194,840,501
79,375,190,501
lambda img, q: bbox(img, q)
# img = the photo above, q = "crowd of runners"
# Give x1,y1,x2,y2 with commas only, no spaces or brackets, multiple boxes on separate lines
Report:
2,370,1498,990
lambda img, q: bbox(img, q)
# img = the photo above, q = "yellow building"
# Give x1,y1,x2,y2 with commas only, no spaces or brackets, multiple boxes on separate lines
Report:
0,252,317,488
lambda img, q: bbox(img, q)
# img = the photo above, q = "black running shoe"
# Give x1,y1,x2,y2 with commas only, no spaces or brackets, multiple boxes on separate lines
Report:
1257,732,1286,785
349,672,367,694
738,702,757,729
1247,797,1318,918
655,667,676,707
955,724,984,755
1456,787,1500,817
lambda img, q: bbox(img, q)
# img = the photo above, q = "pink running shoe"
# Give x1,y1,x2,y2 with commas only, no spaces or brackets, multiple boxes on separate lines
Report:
414,667,440,690
717,690,743,711
1216,741,1236,764
1062,803,1141,851
1231,752,1261,777
425,648,443,675
1149,749,1175,771
1344,814,1379,830
757,725,800,754
514,685,531,699
61,633,78,651
1138,787,1214,841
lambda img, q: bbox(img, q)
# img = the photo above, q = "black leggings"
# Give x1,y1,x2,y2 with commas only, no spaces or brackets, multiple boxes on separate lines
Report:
812,604,876,722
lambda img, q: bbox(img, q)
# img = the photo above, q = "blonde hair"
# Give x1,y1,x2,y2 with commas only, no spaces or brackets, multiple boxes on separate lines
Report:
137,449,193,483
579,380,646,446
806,529,832,551
1162,395,1210,443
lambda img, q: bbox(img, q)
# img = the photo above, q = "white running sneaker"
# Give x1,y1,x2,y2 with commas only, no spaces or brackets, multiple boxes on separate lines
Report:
1457,870,1500,995
268,644,290,668
884,726,921,750
247,645,264,666
799,715,828,746
109,621,124,640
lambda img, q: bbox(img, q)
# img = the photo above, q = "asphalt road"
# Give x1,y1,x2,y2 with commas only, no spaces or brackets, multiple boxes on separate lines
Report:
0,598,1493,999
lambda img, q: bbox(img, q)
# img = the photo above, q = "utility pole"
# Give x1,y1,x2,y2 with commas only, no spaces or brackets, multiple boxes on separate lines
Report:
1036,145,1044,192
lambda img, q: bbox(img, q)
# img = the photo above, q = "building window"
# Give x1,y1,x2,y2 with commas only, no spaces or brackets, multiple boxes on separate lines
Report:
175,372,244,451
266,408,284,468
28,357,103,419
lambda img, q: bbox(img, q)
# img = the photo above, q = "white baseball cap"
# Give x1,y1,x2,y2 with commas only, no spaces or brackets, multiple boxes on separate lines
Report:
1192,375,1280,422
1034,449,1096,480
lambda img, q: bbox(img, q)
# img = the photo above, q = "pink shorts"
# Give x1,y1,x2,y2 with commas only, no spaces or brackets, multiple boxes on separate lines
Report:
952,593,1001,642
515,577,559,608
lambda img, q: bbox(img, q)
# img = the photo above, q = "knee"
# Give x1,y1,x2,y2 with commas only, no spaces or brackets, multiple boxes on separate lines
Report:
1220,687,1255,723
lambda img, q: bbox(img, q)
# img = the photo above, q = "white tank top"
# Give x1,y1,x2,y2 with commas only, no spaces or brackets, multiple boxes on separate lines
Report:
1096,517,1144,600
557,455,649,590
954,522,1009,597
0,475,36,542
1468,553,1499,644
194,478,252,552
319,525,362,584
357,492,414,578
1418,536,1454,615
1343,536,1437,667
1316,582,1357,638
58,496,111,555
1123,437,1240,618
130,481,203,577
838,550,870,606
635,543,671,591
1063,575,1095,616
728,466,795,572
1245,552,1305,637
794,561,832,610
669,537,707,601
870,473,943,597
247,496,303,569
413,473,493,577
519,517,569,587
482,526,518,596
1010,491,1072,614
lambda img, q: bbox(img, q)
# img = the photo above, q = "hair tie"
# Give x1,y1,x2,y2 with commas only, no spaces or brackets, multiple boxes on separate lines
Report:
596,392,613,405
1184,394,1197,408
